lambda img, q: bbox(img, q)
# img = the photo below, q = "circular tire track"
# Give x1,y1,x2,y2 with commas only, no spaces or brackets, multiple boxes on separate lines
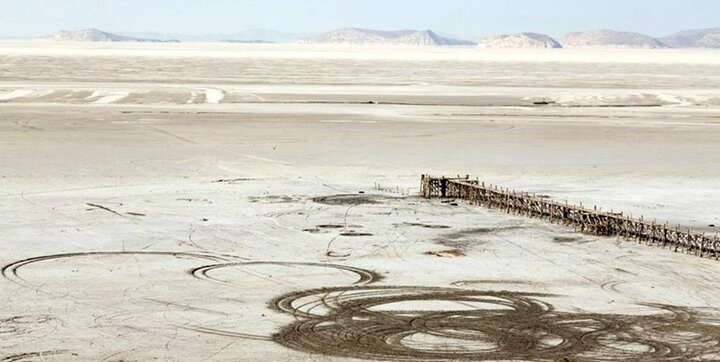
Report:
1,251,228,287
186,262,381,341
600,279,628,294
270,286,720,361
190,261,381,286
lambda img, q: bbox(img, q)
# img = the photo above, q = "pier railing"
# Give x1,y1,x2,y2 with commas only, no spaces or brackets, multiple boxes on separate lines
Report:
421,175,719,259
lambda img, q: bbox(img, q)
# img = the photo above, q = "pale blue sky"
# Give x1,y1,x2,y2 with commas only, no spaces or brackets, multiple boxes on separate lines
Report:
1,0,718,38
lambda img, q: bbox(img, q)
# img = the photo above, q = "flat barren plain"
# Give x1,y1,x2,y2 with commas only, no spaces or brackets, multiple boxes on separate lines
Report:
1,42,720,361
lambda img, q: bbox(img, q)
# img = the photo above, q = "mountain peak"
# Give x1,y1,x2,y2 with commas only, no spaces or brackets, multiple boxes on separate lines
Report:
299,28,475,46
43,28,175,42
478,32,562,49
562,29,668,49
661,26,720,48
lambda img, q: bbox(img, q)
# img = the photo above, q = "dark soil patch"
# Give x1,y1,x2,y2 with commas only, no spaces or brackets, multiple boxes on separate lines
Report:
434,226,523,250
442,226,523,238
213,177,254,183
249,195,297,203
553,236,582,243
340,231,373,237
398,222,451,229
317,224,344,229
553,236,592,244
313,194,395,206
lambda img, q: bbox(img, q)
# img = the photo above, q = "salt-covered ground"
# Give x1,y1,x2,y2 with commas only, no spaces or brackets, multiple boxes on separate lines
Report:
1,43,720,361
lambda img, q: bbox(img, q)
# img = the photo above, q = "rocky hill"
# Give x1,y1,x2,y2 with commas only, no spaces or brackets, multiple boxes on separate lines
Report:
123,29,311,43
562,29,667,49
300,28,475,46
44,28,176,42
478,33,562,49
696,32,720,48
661,27,720,48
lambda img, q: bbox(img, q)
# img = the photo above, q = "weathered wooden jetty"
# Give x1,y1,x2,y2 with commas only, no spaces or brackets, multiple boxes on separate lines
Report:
421,175,720,259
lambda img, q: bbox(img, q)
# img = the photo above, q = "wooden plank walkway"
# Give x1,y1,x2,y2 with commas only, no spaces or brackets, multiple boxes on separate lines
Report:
421,175,720,259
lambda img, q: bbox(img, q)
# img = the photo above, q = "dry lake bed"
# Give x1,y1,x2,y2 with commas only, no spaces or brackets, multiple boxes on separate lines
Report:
1,42,720,361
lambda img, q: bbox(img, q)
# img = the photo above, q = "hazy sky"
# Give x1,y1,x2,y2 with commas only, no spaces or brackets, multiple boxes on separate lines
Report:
1,0,719,38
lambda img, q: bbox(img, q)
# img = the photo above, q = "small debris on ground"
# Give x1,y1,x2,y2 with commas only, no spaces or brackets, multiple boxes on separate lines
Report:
424,249,465,258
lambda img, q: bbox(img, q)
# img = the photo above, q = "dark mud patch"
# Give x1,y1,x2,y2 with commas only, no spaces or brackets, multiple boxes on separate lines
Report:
441,226,523,239
396,222,451,229
424,249,464,258
305,225,364,234
433,226,522,250
340,231,373,237
317,224,345,229
213,177,254,183
312,194,396,206
272,286,720,361
249,195,297,203
553,236,592,244
553,236,582,243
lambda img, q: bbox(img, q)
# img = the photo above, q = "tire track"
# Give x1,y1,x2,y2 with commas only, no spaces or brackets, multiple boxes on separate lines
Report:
190,261,381,286
1,251,227,287
270,286,720,361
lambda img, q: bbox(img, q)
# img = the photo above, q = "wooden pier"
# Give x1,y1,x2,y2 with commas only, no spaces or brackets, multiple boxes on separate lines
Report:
421,175,720,259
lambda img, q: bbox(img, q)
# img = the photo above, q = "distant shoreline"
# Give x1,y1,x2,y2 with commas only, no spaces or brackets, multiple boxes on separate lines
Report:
1,41,719,65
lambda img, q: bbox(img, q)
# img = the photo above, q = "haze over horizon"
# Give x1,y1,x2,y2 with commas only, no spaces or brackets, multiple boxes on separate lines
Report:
1,0,719,39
